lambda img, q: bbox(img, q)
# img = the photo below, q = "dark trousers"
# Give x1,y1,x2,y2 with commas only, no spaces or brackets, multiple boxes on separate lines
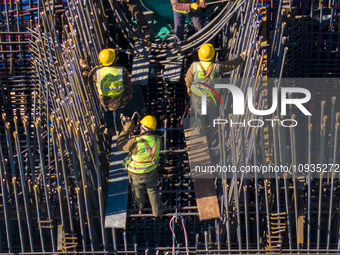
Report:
173,10,204,42
128,169,162,216
100,106,123,131
191,93,220,164
191,93,219,134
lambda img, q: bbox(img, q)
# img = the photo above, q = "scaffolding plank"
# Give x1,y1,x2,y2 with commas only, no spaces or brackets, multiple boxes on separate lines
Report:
105,136,129,229
184,124,220,220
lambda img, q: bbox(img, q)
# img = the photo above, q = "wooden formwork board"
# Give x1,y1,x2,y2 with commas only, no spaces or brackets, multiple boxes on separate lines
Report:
105,136,129,229
184,126,220,220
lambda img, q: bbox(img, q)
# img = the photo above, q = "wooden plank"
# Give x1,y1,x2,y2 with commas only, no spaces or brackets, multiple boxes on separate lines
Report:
105,136,129,229
184,124,220,220
297,215,304,244
57,225,63,251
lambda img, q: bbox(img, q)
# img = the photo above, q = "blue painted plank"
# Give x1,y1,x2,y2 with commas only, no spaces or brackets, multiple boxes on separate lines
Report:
105,136,129,229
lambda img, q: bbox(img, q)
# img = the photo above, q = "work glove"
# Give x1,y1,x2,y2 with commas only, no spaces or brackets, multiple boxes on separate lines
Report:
240,48,250,58
190,2,199,10
79,58,89,80
199,0,207,8
123,120,135,132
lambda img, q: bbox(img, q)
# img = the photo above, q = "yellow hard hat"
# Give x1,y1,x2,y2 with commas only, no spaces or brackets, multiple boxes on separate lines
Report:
98,48,116,66
140,115,157,130
198,43,215,61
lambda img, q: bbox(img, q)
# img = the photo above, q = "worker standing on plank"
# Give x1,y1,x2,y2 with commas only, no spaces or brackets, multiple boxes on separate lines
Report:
117,115,166,217
171,0,207,42
186,43,246,134
85,48,133,136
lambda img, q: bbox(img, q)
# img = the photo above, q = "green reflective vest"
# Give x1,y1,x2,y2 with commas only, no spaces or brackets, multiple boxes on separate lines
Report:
190,61,220,97
96,66,124,97
173,0,190,14
123,134,161,174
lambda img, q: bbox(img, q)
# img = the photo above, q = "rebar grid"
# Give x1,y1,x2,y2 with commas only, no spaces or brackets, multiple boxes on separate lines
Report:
0,0,340,254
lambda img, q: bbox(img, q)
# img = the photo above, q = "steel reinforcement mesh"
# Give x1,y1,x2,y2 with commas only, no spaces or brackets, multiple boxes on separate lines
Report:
0,0,340,254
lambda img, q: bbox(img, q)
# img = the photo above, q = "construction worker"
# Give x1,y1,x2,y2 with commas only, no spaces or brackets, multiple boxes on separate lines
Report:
117,115,165,217
171,0,206,42
186,43,246,133
89,48,133,135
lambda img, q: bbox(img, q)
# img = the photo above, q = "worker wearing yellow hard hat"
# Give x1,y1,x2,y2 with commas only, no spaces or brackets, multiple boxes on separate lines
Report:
98,48,116,66
87,48,133,136
186,43,247,133
117,115,166,217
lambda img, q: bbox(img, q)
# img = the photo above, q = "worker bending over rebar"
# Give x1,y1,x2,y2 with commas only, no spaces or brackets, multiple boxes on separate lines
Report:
117,115,166,217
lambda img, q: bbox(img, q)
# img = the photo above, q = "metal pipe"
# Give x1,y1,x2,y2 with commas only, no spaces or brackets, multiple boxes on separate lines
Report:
289,124,298,248
76,186,87,252
3,119,16,176
35,118,56,252
13,131,34,252
225,185,231,250
164,119,168,151
317,171,324,250
284,174,292,251
34,185,45,251
13,177,25,252
307,124,312,250
244,185,249,251
58,134,75,236
0,141,12,252
23,117,36,185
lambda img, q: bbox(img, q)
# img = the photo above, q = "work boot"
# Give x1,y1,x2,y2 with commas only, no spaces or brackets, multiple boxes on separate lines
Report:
154,204,168,217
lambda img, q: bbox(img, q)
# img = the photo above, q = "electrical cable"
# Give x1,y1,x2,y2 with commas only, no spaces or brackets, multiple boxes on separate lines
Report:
169,213,190,255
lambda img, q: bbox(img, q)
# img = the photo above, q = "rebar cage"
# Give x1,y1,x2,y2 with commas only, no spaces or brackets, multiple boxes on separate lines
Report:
0,0,340,254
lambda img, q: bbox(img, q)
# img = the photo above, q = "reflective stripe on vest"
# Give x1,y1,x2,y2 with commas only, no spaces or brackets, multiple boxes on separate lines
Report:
96,66,124,97
191,61,220,97
173,0,190,14
123,135,161,174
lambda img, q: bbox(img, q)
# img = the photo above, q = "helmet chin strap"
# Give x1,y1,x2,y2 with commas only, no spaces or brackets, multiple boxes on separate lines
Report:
141,124,151,132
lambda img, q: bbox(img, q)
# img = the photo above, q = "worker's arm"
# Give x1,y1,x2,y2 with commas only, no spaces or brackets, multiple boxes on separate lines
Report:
117,130,138,153
79,58,90,80
218,55,244,74
185,63,195,95
88,66,99,82
171,0,197,12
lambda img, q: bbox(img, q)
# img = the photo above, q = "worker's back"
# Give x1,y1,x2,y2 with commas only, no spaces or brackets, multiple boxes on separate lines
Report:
95,66,125,97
